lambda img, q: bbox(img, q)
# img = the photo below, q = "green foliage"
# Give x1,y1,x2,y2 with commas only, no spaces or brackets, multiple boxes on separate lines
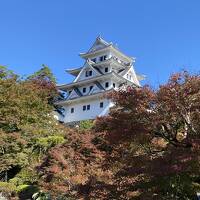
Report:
9,177,22,186
0,182,16,193
9,168,38,185
33,136,65,154
16,184,30,193
0,78,53,132
0,65,66,199
79,120,94,131
27,64,56,83
0,65,15,79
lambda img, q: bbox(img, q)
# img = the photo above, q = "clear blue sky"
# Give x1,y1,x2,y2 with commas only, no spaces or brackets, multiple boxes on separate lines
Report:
0,0,200,87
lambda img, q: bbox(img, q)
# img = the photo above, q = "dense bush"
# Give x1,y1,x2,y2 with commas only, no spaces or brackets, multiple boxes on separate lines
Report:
79,120,94,131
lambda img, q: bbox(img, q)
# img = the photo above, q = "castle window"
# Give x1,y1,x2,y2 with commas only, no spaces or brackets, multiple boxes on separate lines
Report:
105,82,109,88
85,70,92,77
83,105,86,111
105,67,108,73
91,58,96,63
83,87,86,93
90,86,93,91
71,108,74,113
113,83,115,88
100,55,107,62
87,105,90,110
100,102,103,108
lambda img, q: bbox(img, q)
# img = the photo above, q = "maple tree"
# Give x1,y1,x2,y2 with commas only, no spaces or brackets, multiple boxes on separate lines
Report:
94,71,200,199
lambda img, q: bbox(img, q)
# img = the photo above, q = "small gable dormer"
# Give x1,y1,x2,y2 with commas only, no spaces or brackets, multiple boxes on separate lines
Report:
89,81,105,95
67,88,82,100
73,60,102,82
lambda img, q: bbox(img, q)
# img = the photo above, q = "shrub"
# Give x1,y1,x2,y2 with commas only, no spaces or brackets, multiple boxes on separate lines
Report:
0,182,16,193
33,135,65,154
16,184,30,193
79,120,94,131
9,177,23,186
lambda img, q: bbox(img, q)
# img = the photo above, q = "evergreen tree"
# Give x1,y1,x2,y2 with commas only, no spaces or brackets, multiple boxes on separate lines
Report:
27,64,56,83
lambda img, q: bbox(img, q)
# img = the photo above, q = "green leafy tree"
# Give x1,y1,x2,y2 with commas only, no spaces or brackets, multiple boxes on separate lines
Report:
27,64,56,83
0,66,65,198
27,64,65,116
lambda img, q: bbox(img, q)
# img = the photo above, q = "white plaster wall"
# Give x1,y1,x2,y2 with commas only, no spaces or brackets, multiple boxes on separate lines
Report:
63,98,112,123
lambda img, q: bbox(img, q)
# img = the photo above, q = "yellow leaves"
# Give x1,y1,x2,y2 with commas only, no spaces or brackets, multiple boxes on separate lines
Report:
0,181,16,193
176,132,187,142
151,137,168,149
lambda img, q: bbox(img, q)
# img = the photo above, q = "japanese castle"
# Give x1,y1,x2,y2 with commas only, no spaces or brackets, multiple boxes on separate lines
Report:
56,36,144,123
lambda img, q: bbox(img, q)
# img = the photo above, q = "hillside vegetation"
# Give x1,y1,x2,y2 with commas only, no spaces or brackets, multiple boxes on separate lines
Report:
0,66,200,200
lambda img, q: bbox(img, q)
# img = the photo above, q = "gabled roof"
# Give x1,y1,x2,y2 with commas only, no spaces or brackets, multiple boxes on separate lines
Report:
57,72,113,90
67,88,82,100
55,89,113,106
95,81,105,90
65,57,130,77
118,66,131,76
89,81,105,95
86,36,112,53
73,60,102,82
79,36,134,63
57,71,140,92
93,66,103,75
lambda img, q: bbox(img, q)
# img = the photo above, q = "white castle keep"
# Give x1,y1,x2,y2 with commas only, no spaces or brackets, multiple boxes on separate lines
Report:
56,36,144,123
